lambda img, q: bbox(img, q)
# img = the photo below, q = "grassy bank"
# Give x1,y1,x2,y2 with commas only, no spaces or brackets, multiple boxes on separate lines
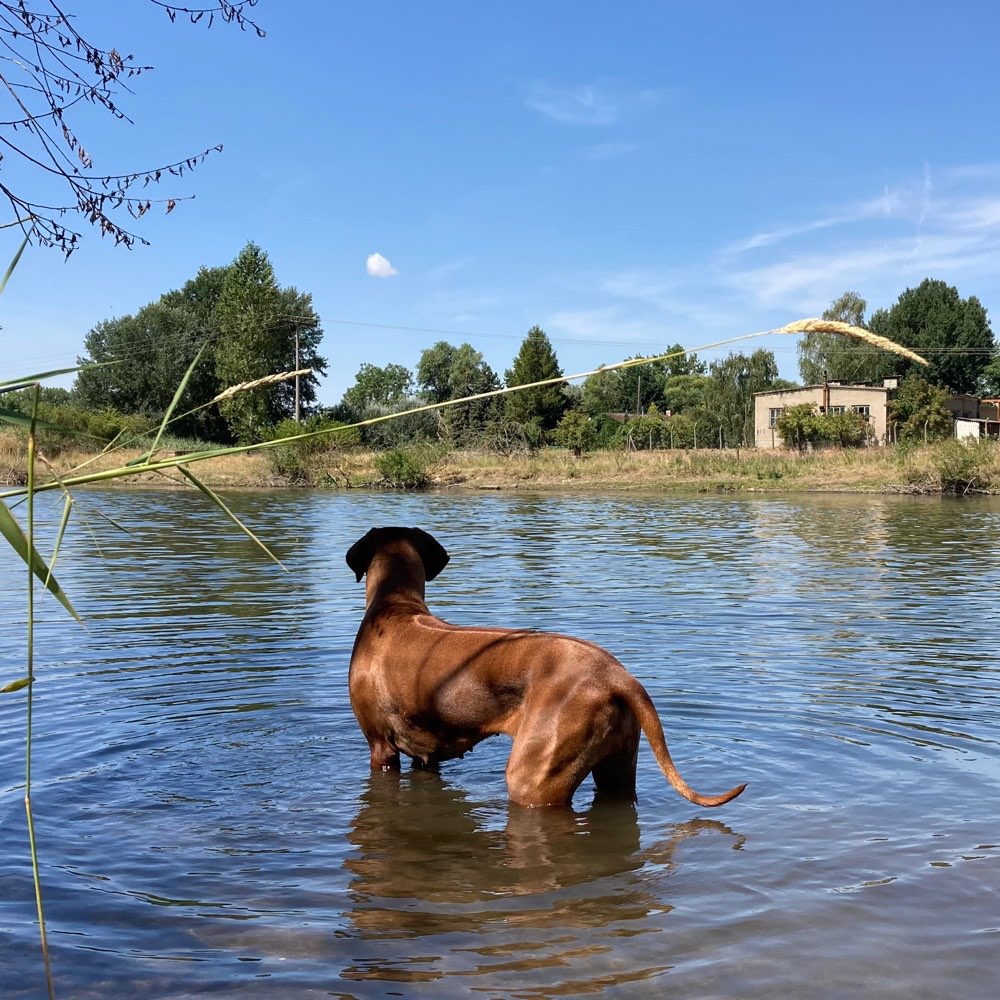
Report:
2,429,998,494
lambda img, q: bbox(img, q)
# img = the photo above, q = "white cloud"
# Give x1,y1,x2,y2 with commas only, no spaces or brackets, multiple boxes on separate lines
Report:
525,83,617,125
524,81,667,126
366,252,398,278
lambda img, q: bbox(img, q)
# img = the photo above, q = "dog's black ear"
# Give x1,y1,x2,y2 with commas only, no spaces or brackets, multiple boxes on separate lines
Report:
408,528,450,581
346,529,377,583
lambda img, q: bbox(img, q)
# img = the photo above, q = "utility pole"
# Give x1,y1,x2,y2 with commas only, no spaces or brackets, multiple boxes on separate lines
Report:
294,324,301,423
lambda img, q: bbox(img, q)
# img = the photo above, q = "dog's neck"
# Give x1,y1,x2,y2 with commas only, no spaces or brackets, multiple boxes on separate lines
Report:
363,551,429,613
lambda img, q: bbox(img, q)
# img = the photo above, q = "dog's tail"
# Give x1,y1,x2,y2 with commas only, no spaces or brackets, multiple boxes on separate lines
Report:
622,677,746,808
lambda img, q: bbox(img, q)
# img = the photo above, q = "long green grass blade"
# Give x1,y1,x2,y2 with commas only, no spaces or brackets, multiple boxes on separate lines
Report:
0,361,118,391
177,467,287,570
43,495,74,591
0,234,28,297
85,503,132,537
0,499,80,621
1,676,33,693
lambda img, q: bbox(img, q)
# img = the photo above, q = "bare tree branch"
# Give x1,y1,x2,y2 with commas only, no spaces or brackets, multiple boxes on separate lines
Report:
0,0,262,254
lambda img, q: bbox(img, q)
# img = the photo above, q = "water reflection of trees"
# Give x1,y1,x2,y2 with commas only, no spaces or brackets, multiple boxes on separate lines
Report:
339,769,743,991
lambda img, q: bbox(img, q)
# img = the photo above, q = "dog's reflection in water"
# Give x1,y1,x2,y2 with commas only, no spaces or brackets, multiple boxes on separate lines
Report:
343,767,744,938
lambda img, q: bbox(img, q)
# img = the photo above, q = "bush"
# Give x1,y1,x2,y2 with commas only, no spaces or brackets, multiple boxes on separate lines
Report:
775,403,823,451
821,410,869,447
37,405,151,456
927,439,996,494
375,447,434,489
265,416,361,483
553,410,597,456
889,375,953,443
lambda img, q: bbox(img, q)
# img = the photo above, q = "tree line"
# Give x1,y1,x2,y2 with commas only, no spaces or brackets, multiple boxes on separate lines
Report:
330,330,795,455
5,262,999,457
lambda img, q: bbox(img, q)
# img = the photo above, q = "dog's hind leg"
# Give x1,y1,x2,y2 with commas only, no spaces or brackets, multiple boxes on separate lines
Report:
590,718,640,802
504,695,625,808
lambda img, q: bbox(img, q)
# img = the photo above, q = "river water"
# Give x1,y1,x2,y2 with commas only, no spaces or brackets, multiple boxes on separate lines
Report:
1,489,998,998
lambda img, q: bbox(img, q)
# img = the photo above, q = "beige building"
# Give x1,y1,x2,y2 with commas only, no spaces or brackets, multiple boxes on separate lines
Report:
754,384,889,449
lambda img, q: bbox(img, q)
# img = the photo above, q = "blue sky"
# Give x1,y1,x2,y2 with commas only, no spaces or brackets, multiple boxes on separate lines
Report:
4,1,1000,403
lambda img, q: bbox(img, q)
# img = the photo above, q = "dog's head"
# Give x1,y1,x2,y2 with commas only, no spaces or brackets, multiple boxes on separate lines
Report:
346,527,450,584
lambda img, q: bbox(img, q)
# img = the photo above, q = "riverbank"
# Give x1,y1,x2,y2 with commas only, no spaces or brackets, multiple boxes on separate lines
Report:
3,430,998,494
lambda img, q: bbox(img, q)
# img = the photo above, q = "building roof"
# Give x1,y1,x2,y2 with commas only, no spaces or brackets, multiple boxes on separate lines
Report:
753,383,889,397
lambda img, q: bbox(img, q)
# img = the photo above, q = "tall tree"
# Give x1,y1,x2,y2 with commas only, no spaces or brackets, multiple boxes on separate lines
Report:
703,349,779,447
888,375,954,442
416,341,501,444
797,291,879,384
342,363,414,414
209,243,326,441
504,327,568,430
869,279,995,395
663,373,708,414
75,253,324,443
75,303,206,429
580,367,625,417
662,343,707,378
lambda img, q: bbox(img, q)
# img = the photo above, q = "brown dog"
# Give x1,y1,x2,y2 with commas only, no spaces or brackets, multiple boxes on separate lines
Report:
346,526,746,809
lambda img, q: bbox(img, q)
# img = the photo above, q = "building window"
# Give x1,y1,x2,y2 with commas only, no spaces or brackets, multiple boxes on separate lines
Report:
769,407,783,428
852,404,870,418
830,405,846,415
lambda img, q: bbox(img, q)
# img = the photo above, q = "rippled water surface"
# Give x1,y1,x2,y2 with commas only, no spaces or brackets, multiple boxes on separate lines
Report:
2,490,999,998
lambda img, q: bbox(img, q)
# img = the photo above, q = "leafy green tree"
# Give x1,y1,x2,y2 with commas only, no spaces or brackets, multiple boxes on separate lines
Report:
888,375,954,442
75,249,325,443
820,410,869,447
703,349,780,447
579,350,702,418
416,341,501,445
75,302,208,433
213,242,284,442
580,367,625,417
504,326,568,430
553,410,597,456
416,341,460,403
797,291,876,384
342,363,414,414
213,243,326,442
663,373,708,414
616,359,669,416
982,354,1000,395
662,344,707,378
869,279,995,395
619,404,670,450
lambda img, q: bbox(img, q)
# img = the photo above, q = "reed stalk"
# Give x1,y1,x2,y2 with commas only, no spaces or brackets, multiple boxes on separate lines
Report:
24,386,55,1000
